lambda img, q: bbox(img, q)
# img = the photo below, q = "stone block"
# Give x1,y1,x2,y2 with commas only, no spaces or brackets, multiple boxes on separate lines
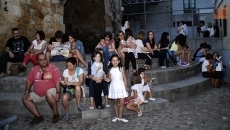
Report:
43,15,53,23
0,26,7,35
9,5,22,17
53,14,63,23
42,0,51,8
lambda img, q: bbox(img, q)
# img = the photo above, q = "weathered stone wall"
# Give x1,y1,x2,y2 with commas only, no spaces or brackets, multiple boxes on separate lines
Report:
64,0,106,53
0,0,65,53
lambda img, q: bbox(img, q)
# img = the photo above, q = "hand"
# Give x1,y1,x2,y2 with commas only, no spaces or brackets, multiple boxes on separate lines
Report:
60,81,67,86
55,94,60,101
97,66,101,70
23,93,33,101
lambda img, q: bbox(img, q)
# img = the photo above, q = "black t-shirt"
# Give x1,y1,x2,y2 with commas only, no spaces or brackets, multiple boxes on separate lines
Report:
158,40,169,49
144,38,155,49
5,36,30,53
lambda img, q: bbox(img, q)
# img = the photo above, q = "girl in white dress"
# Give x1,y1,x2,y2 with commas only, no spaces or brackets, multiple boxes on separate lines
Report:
108,54,129,123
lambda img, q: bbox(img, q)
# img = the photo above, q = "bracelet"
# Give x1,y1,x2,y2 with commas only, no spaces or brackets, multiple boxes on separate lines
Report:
24,91,29,94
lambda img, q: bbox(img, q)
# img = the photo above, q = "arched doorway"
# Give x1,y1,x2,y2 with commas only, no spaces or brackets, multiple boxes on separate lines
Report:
64,0,106,53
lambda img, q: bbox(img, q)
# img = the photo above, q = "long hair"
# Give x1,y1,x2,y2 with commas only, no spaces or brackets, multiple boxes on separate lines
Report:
108,54,123,71
172,34,186,46
125,28,134,41
115,31,125,49
130,72,142,85
159,32,169,47
145,31,155,47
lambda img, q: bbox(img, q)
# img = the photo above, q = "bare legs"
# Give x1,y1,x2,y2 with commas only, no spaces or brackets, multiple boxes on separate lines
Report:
22,92,58,116
113,98,125,118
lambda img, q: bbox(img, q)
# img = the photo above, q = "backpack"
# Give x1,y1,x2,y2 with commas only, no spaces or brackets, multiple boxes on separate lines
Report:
203,30,210,37
9,64,25,76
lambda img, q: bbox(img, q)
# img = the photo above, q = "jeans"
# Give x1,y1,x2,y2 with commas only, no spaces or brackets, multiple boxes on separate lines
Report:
145,51,164,66
0,51,24,73
221,67,227,82
103,46,109,66
164,50,177,67
50,55,67,62
92,81,103,108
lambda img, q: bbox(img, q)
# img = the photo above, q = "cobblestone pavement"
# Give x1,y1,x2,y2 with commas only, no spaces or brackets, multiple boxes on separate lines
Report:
7,82,230,130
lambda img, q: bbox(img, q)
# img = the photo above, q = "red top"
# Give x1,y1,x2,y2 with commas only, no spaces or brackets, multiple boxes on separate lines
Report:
105,39,115,49
27,64,61,96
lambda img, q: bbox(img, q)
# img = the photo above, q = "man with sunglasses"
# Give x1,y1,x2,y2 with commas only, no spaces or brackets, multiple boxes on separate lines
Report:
22,53,61,125
0,28,30,78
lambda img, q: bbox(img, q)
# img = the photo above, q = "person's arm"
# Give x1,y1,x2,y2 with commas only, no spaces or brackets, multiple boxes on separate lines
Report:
91,63,100,76
67,73,84,86
146,42,153,54
78,40,85,55
122,69,128,91
127,89,137,100
127,21,130,28
201,49,207,56
70,42,76,53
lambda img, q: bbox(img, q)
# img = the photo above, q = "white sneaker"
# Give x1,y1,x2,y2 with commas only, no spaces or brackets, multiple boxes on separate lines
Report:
143,100,148,103
149,97,156,101
137,110,142,117
160,66,166,69
112,117,118,122
118,118,128,123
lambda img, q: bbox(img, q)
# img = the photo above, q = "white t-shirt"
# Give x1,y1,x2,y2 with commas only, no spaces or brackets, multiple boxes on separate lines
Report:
201,60,209,72
131,83,145,102
33,40,46,53
135,39,144,53
91,62,104,78
121,21,129,33
63,67,83,82
207,28,214,37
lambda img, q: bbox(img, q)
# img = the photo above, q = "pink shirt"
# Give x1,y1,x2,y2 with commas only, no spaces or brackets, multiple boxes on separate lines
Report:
27,64,61,96
105,39,115,49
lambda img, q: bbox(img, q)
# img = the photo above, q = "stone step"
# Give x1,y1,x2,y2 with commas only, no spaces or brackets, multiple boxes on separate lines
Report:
152,73,212,102
81,98,169,119
0,91,168,119
0,63,200,93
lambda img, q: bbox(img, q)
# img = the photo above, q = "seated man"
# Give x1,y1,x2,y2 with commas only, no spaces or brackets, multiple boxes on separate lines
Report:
0,28,30,78
22,53,61,124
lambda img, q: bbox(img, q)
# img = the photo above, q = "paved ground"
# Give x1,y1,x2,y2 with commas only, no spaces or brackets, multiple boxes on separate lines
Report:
3,81,230,130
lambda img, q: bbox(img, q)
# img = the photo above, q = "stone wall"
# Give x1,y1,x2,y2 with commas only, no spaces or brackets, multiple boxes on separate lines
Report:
0,0,65,53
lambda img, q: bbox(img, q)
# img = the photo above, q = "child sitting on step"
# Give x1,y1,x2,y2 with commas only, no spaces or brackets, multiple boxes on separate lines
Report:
138,68,156,103
126,72,145,117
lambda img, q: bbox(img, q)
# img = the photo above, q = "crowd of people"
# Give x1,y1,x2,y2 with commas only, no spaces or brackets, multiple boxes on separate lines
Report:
0,24,226,125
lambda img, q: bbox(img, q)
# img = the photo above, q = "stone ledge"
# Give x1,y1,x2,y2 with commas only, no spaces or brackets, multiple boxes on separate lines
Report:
152,73,212,102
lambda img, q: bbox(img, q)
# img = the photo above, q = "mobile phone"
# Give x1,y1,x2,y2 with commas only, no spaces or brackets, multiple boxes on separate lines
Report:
152,77,155,80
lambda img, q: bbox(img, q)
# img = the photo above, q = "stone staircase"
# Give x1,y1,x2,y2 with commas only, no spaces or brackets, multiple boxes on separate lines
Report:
0,55,212,119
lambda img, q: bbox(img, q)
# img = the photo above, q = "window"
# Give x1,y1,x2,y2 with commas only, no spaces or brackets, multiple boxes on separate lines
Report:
183,0,196,13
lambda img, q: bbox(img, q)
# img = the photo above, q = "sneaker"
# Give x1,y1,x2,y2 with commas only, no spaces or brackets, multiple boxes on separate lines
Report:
77,105,86,111
18,72,26,77
180,62,189,66
160,66,166,69
118,118,129,123
30,115,44,125
137,110,142,117
143,100,148,103
112,117,118,122
176,62,181,66
149,97,156,101
63,113,70,122
166,66,171,68
52,113,59,123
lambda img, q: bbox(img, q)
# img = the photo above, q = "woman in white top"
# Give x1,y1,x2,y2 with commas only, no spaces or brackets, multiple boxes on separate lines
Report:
61,57,86,121
21,31,47,67
120,15,130,34
202,53,222,88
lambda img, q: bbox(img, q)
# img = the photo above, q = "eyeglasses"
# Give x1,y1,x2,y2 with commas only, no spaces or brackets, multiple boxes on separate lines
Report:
38,58,47,62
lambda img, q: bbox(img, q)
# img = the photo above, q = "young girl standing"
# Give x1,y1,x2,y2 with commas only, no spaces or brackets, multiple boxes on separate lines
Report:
91,51,106,109
108,54,129,123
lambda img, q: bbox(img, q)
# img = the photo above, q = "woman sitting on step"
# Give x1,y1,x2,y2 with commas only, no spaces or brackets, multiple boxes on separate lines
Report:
169,34,189,66
141,31,163,69
61,57,86,122
202,53,222,88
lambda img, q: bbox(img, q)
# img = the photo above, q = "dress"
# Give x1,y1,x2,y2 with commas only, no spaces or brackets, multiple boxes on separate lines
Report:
108,67,128,99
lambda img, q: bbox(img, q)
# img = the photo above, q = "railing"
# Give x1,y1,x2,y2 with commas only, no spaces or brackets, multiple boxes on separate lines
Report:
0,116,18,130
